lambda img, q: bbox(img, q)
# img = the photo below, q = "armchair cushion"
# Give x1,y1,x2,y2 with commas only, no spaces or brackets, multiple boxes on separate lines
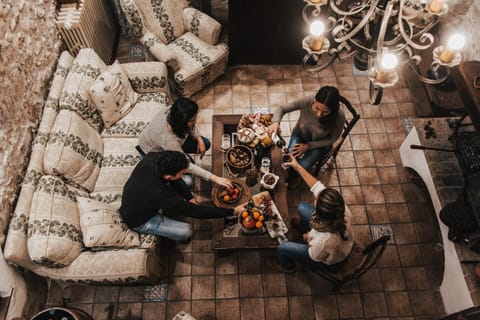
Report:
183,7,221,45
89,61,139,128
27,176,87,268
44,110,103,192
77,197,141,248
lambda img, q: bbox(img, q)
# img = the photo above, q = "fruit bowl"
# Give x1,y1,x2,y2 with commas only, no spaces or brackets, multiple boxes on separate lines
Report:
260,173,279,190
238,205,265,235
226,145,254,173
211,178,251,209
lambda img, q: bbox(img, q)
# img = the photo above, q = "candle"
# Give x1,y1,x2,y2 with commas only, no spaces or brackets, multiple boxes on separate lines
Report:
310,0,322,3
310,36,324,51
439,47,454,63
429,0,443,13
376,70,390,83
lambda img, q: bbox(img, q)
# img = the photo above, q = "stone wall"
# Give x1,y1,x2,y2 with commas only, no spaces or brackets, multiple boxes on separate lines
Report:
442,0,480,61
0,0,61,240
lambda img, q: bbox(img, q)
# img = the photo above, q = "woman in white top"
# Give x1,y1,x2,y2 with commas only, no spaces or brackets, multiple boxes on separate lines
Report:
276,154,354,272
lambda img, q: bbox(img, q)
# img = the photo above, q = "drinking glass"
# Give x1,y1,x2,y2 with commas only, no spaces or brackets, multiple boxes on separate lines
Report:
221,134,231,151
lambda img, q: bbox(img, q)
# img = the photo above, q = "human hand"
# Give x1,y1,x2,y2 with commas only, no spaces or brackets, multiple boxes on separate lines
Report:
283,153,300,170
233,204,246,216
189,197,199,205
212,175,233,188
197,137,206,159
302,233,310,245
267,122,280,136
292,143,308,158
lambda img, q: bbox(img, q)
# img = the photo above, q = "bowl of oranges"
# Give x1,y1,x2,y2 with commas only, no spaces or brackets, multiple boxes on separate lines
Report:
212,178,250,209
238,200,265,234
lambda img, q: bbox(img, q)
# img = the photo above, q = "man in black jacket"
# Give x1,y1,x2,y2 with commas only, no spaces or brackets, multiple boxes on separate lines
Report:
120,150,234,241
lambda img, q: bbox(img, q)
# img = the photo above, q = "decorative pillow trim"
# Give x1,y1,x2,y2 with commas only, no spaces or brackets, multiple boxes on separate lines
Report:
60,92,104,130
55,65,70,78
33,132,50,146
47,131,103,166
119,0,144,38
130,76,167,91
23,169,43,186
151,2,175,43
8,213,28,234
35,257,68,269
36,175,84,202
173,38,212,67
70,63,102,80
27,218,83,244
101,154,141,168
137,92,169,104
89,193,122,204
102,121,147,137
45,97,60,112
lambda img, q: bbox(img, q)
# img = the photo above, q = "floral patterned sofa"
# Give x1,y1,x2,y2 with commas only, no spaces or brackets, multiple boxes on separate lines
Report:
3,48,170,284
119,0,229,97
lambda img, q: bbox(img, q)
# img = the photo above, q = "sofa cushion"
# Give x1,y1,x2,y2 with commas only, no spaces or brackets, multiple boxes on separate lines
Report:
77,197,141,248
27,175,86,268
59,48,106,131
89,61,139,128
44,110,103,192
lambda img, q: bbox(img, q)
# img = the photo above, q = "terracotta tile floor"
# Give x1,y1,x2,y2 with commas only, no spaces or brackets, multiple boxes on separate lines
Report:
46,61,446,319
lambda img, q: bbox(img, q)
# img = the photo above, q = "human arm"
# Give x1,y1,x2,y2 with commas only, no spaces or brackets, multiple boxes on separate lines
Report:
283,154,318,189
162,195,234,219
306,110,346,150
269,96,311,135
196,136,207,158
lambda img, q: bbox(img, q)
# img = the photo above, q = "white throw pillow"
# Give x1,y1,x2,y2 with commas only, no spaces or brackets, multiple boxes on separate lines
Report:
76,196,141,248
89,61,139,128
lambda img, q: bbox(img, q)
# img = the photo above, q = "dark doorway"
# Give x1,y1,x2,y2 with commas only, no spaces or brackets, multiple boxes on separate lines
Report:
228,0,306,65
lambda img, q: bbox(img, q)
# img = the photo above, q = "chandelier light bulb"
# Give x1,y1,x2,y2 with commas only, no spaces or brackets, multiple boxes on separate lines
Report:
380,53,398,70
448,33,466,50
310,21,325,36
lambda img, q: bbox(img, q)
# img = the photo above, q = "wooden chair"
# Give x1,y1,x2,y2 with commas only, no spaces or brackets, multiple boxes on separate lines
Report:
313,96,360,176
312,235,390,291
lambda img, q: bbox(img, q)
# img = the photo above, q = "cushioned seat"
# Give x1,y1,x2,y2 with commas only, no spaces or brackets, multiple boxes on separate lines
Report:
119,0,229,97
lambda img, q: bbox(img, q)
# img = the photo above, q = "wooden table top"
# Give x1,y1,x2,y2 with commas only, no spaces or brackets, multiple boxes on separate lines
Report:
211,114,289,251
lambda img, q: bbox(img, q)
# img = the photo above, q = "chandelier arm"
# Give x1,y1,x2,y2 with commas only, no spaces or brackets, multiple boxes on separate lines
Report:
302,53,337,73
408,60,451,85
328,0,370,16
333,0,378,44
397,0,436,50
375,1,395,54
302,4,322,24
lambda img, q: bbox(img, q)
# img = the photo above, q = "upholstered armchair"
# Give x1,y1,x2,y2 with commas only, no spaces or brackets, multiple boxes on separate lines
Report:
120,0,229,97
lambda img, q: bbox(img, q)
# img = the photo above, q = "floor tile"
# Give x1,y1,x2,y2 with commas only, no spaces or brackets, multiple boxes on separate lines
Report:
216,275,240,299
240,297,265,320
380,267,407,291
262,273,287,297
312,294,339,319
191,300,215,319
191,276,215,300
337,293,364,318
288,296,315,320
362,292,389,317
216,299,241,320
385,292,413,316
264,297,290,320
167,276,191,301
239,274,264,298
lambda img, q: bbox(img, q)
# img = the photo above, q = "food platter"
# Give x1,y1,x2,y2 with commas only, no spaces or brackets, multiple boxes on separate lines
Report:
212,178,251,209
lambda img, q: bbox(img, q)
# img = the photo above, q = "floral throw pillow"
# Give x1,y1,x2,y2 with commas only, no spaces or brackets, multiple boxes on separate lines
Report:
89,61,139,128
76,196,141,248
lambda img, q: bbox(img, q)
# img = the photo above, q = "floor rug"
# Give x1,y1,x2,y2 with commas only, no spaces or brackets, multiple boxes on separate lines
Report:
370,224,395,244
143,279,168,302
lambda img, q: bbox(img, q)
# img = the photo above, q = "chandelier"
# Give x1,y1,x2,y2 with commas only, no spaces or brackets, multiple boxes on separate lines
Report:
301,0,466,105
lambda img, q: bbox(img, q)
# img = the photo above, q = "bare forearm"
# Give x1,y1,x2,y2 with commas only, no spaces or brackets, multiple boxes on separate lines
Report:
291,163,317,189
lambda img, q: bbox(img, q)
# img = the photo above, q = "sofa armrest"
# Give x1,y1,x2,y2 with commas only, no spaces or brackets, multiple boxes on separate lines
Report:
141,32,179,71
121,62,170,97
183,7,221,45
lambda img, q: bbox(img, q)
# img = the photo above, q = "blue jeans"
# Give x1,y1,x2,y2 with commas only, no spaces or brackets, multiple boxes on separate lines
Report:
277,202,339,272
182,135,211,154
288,132,329,170
132,213,193,241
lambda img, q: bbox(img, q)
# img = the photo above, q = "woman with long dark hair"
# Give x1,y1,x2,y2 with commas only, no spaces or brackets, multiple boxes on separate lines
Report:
268,86,346,173
276,154,354,272
138,97,231,189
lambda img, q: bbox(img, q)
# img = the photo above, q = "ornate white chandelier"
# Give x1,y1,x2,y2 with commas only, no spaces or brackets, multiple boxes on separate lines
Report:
302,0,466,104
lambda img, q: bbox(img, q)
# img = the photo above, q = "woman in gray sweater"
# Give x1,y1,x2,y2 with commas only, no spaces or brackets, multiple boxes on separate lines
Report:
138,97,231,188
269,86,345,173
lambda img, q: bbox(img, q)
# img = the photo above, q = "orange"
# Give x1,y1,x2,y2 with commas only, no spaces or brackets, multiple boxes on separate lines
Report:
253,211,260,220
258,215,265,222
241,211,249,218
223,195,231,202
255,221,263,229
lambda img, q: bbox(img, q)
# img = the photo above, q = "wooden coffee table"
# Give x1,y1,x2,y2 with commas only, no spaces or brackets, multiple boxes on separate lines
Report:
211,114,289,252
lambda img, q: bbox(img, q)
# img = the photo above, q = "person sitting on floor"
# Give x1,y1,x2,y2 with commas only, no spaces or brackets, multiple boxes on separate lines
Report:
119,150,234,242
276,153,354,272
268,86,346,185
137,97,231,188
